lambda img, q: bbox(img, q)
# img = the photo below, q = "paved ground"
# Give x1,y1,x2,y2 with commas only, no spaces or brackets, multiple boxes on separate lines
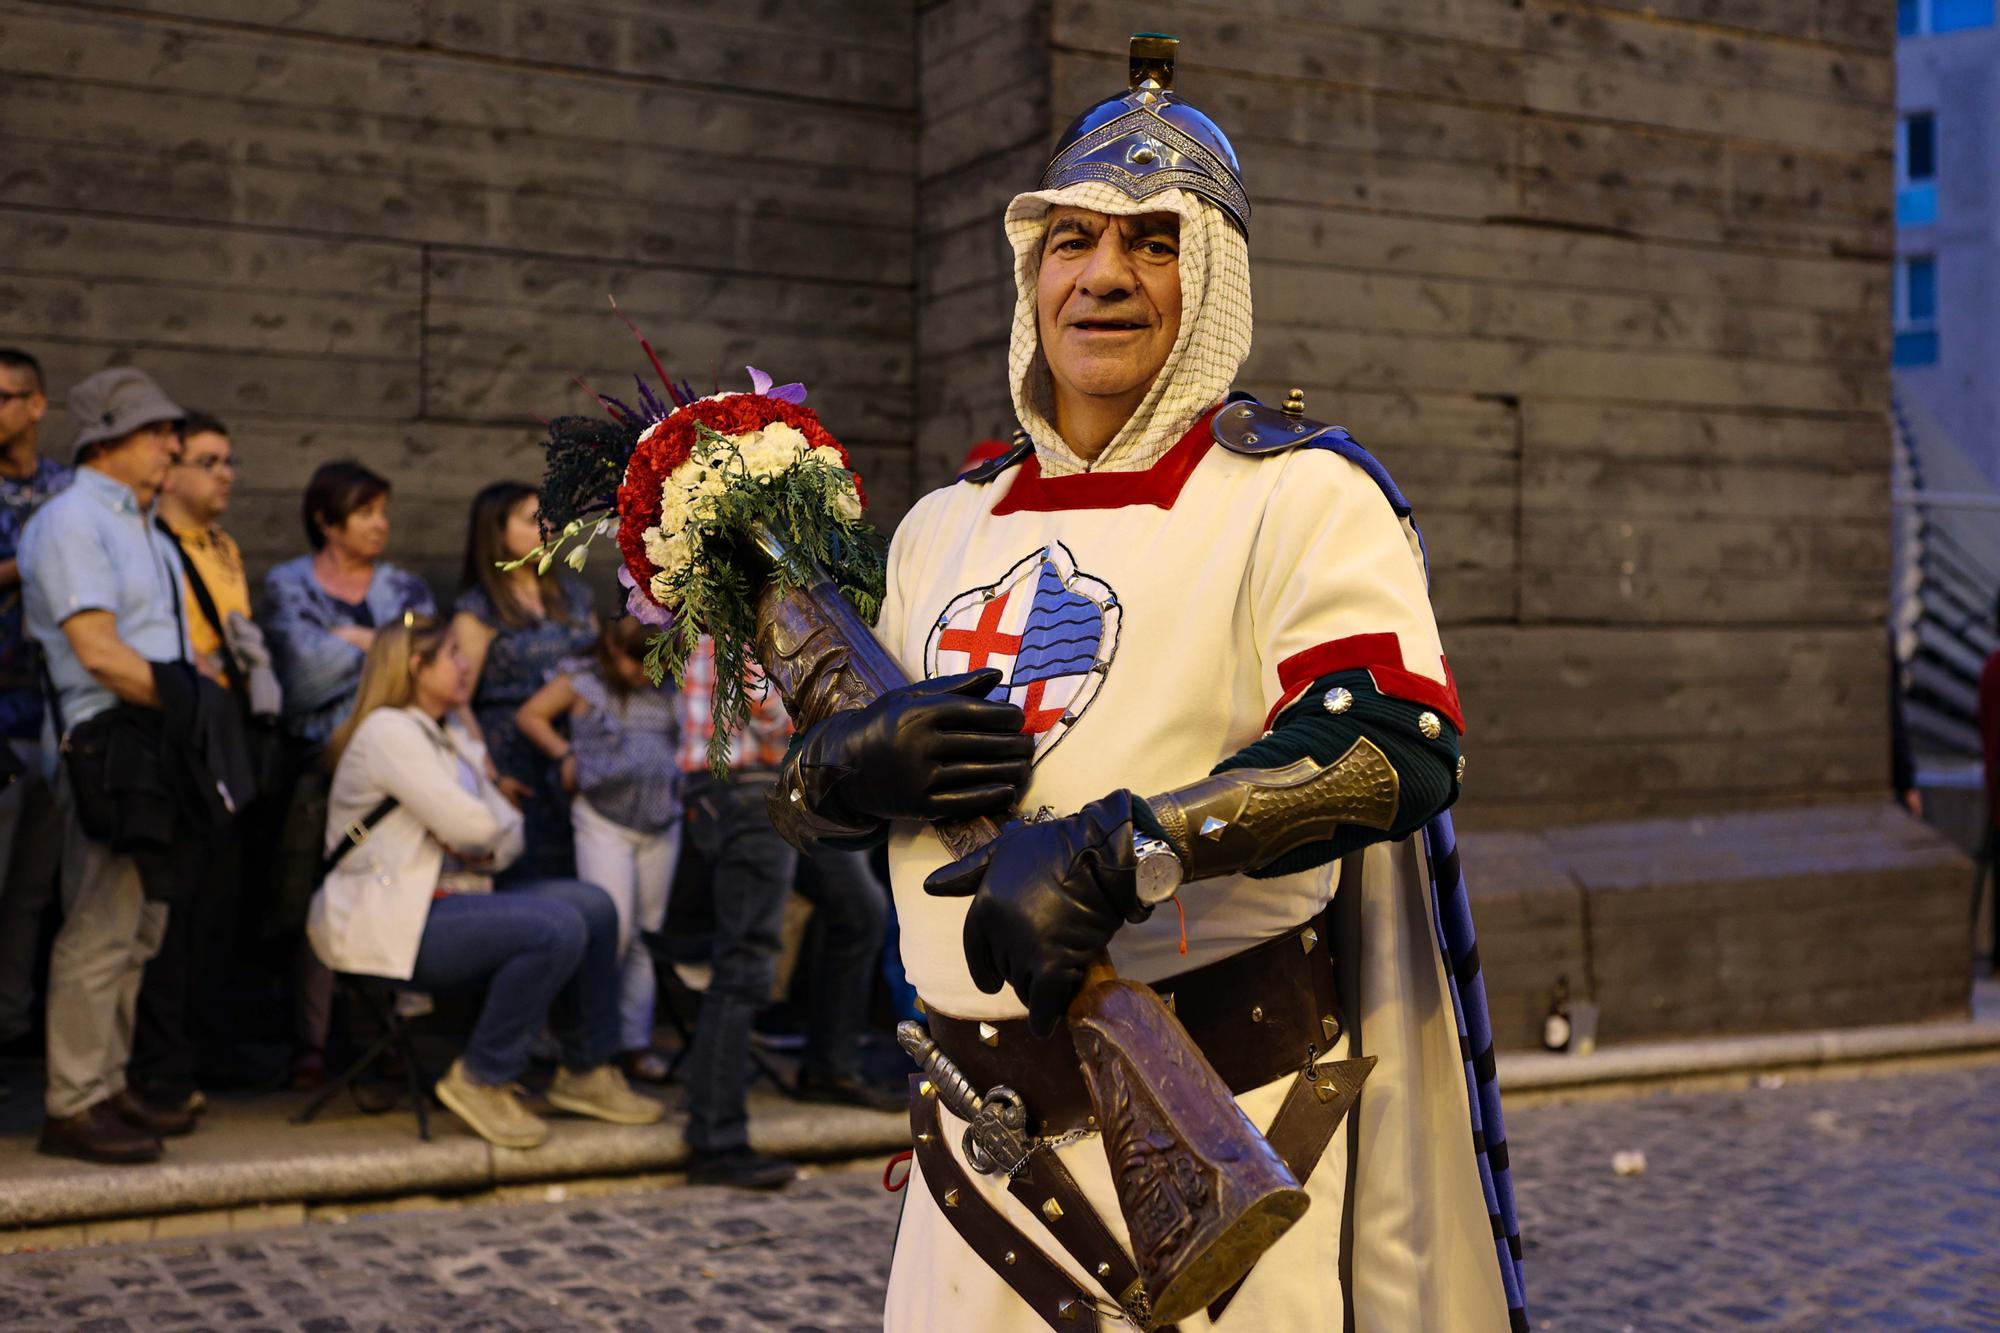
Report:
2,1064,1996,1331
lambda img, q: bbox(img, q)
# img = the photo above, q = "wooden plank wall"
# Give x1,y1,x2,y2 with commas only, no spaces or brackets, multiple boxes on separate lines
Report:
916,0,1896,825
0,0,918,595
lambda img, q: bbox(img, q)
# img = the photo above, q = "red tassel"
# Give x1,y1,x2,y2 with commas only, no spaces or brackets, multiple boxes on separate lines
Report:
1174,896,1188,956
882,1149,913,1192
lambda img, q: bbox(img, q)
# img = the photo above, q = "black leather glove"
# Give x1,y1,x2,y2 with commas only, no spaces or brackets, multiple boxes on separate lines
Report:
793,668,1034,824
924,790,1143,1037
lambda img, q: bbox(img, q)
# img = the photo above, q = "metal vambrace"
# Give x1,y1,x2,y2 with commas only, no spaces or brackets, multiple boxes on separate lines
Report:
1143,736,1401,882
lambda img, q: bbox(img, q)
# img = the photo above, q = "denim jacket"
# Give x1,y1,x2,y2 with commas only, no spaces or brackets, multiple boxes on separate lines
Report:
261,555,434,746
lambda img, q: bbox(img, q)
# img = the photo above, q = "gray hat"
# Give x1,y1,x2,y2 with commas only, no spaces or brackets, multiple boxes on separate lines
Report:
69,367,184,458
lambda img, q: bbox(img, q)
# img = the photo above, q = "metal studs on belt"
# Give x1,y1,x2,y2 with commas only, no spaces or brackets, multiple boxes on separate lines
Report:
978,1021,999,1047
1322,1014,1341,1042
919,1079,936,1098
1057,1298,1080,1320
1005,1251,1018,1266
1042,1197,1065,1223
1300,927,1319,953
1418,711,1442,740
1095,1262,1112,1278
944,1188,960,1209
1250,1005,1265,1023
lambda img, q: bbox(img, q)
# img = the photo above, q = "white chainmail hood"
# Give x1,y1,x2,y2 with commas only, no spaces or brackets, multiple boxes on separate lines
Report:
1004,181,1254,477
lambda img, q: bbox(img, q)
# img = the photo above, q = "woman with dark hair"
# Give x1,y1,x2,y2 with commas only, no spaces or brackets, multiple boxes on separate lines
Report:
451,482,595,881
264,460,436,1089
264,461,435,747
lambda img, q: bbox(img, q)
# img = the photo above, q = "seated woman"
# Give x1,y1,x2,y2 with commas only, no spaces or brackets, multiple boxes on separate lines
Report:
305,616,663,1149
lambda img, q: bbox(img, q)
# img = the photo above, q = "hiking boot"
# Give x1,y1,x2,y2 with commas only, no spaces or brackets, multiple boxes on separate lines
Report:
688,1146,797,1190
434,1060,548,1149
546,1063,666,1126
112,1089,197,1138
39,1101,163,1165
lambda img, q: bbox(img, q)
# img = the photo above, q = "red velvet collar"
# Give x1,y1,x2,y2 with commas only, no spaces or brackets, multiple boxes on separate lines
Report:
991,405,1224,515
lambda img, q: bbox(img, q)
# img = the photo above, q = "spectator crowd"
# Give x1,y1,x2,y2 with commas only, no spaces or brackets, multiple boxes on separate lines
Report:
0,350,906,1189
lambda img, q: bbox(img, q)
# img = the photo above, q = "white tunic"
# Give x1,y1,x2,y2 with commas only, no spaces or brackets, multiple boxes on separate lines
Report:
874,414,1509,1330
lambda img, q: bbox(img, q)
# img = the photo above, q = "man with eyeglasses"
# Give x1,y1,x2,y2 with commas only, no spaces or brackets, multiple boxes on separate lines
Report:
126,410,283,1113
19,366,198,1163
0,348,72,1109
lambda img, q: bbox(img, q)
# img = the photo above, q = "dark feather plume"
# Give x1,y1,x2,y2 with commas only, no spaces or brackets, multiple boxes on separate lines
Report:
538,414,642,539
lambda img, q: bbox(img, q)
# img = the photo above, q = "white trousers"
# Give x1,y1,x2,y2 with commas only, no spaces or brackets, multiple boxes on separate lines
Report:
571,794,681,1052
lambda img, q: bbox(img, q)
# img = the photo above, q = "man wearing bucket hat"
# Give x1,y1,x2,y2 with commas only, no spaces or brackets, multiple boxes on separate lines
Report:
18,366,198,1164
772,35,1526,1331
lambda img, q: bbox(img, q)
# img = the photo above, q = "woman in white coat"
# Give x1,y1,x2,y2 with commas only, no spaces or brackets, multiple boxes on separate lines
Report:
306,616,663,1149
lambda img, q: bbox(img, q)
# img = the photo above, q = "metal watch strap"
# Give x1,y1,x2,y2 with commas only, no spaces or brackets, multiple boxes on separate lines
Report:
1146,736,1400,881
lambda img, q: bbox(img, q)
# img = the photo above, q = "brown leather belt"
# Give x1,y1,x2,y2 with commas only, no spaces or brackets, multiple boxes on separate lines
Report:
922,915,1342,1137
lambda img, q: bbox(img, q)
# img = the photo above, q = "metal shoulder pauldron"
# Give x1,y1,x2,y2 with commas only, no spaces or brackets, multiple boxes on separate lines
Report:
1211,391,1349,458
1145,736,1400,881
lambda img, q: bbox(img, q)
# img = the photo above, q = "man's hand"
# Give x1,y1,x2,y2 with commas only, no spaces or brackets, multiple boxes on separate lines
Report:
794,668,1033,824
924,790,1142,1037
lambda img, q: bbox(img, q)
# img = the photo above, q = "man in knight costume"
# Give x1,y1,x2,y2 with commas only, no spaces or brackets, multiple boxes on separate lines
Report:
771,34,1527,1332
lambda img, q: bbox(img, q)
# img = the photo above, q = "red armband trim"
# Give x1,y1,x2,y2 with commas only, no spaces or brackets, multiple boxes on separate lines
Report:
1268,633,1466,735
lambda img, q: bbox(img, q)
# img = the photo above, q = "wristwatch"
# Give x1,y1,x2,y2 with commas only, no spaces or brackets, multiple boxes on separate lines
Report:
1133,834,1186,911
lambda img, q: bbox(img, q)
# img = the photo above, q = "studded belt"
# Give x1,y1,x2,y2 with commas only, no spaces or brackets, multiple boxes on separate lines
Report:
921,914,1343,1138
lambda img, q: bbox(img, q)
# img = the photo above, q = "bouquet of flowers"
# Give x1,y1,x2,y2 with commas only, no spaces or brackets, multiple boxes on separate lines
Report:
516,309,885,770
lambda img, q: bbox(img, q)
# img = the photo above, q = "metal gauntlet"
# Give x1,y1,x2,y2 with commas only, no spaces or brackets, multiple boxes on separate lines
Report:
1144,736,1400,882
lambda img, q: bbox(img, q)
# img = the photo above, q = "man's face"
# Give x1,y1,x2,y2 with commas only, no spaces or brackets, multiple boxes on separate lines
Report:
97,421,181,506
166,430,234,522
1035,207,1183,406
0,365,46,452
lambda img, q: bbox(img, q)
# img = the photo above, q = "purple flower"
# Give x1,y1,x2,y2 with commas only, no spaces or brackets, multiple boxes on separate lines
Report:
745,365,807,404
617,562,674,627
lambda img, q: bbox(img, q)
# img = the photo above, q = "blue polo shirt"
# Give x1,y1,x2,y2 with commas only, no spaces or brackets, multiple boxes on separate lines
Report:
19,467,190,731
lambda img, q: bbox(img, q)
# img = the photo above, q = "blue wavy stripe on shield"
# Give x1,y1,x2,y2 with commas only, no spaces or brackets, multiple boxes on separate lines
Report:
1010,561,1102,687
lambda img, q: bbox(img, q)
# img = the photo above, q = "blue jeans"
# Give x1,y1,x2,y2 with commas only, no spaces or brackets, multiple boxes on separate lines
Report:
407,878,619,1086
681,776,889,1153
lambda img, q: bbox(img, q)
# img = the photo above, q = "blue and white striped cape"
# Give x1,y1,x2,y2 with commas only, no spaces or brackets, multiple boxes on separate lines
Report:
1303,422,1531,1331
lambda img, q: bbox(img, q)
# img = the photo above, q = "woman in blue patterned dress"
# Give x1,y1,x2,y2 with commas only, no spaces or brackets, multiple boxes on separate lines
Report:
451,482,596,882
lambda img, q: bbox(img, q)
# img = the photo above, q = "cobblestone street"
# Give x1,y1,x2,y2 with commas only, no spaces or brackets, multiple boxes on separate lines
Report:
2,1064,1996,1331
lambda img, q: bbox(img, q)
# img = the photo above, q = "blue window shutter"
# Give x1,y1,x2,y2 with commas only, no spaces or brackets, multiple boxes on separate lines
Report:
1907,258,1938,321
1900,0,1921,32
1898,183,1940,226
1894,331,1941,367
1934,0,1995,31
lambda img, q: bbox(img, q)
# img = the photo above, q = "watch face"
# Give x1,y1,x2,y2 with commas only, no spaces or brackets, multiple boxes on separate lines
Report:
1135,848,1182,905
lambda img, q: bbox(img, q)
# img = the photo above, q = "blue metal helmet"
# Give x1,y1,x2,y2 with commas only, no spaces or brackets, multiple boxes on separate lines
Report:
1039,33,1249,234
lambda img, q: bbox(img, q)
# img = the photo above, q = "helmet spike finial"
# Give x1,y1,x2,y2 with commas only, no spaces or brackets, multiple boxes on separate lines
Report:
1129,33,1177,93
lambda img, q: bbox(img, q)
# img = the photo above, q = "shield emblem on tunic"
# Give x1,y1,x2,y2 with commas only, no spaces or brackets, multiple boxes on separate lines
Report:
923,542,1121,765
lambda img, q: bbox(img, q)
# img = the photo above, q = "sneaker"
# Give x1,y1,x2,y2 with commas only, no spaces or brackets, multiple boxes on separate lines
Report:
546,1063,666,1125
794,1069,906,1113
688,1146,797,1190
434,1059,549,1149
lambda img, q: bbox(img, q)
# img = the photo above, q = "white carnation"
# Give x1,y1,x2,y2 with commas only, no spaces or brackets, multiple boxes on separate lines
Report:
735,423,810,478
809,445,846,470
832,480,863,522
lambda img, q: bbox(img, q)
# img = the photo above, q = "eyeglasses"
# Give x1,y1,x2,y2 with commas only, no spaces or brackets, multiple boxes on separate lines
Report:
176,455,235,473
